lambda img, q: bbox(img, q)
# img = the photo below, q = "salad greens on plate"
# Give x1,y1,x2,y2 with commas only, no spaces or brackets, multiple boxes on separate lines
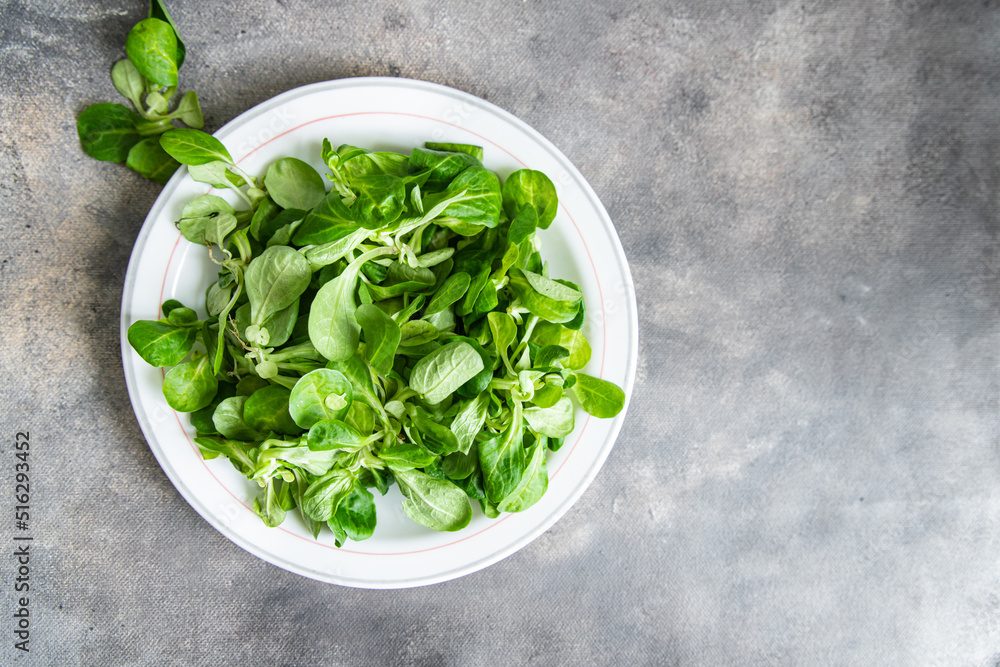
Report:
127,131,625,546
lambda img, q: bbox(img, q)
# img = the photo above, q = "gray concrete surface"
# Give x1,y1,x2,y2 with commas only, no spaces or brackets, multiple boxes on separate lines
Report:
2,0,999,664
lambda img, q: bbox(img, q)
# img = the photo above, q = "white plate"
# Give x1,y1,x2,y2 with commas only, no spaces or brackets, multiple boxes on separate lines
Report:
120,78,638,588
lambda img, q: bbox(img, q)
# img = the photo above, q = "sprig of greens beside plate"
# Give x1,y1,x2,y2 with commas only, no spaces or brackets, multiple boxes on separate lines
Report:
76,0,202,184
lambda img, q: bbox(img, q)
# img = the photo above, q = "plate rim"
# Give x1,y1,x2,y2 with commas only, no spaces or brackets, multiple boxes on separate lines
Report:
120,76,638,588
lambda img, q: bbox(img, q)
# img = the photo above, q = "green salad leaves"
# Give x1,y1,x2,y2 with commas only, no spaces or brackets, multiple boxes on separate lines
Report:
128,128,625,544
77,1,203,184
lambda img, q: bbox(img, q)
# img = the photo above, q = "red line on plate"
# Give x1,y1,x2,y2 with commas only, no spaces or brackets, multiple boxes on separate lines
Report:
155,109,608,556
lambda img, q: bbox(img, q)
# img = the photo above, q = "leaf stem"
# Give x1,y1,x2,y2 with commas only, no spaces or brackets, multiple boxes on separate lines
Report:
268,341,322,362
510,315,539,363
135,118,174,136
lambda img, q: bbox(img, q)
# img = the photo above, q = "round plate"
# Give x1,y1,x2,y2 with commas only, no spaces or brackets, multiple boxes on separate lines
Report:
120,77,637,588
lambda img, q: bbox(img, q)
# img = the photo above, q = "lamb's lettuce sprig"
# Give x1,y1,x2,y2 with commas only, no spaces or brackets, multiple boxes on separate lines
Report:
77,1,204,184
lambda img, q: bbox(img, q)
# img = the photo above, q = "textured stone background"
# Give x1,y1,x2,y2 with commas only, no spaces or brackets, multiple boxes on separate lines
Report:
2,0,999,664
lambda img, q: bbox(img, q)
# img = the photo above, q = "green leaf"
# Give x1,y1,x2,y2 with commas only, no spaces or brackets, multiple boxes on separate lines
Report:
377,439,437,471
164,305,195,326
125,137,180,185
236,376,269,397
292,189,362,246
423,307,456,335
523,395,575,437
302,229,369,268
350,174,406,229
487,311,517,370
416,247,455,269
260,209,307,249
292,469,323,538
253,478,287,528
244,246,312,344
502,169,558,229
423,141,484,161
249,196,280,243
204,212,236,247
149,0,186,69
530,321,562,347
442,446,478,480
175,194,234,244
288,369,354,429
530,380,563,408
496,436,548,513
365,262,437,301
160,128,233,166
356,303,401,377
507,206,538,246
307,418,363,452
424,272,470,315
144,91,169,114
394,468,472,532
201,318,226,374
449,392,489,454
471,282,499,319
570,373,626,418
436,335,492,399
77,103,142,162
244,385,301,435
398,320,439,348
406,405,460,455
302,468,355,522
159,299,185,317
548,280,583,332
341,149,409,179
425,166,502,233
532,344,569,370
479,401,525,504
453,461,486,500
125,18,179,87
187,161,240,189
247,298,299,349
409,341,485,404
226,224,253,262
212,395,265,441
409,147,482,190
174,90,203,128
193,435,255,476
162,355,218,412
319,357,386,430
309,272,361,361
559,328,592,370
343,401,375,435
329,483,377,544
358,463,392,498
111,59,145,110
508,268,583,324
127,319,196,367
453,250,493,316
309,249,393,361
257,446,339,477
264,157,326,210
